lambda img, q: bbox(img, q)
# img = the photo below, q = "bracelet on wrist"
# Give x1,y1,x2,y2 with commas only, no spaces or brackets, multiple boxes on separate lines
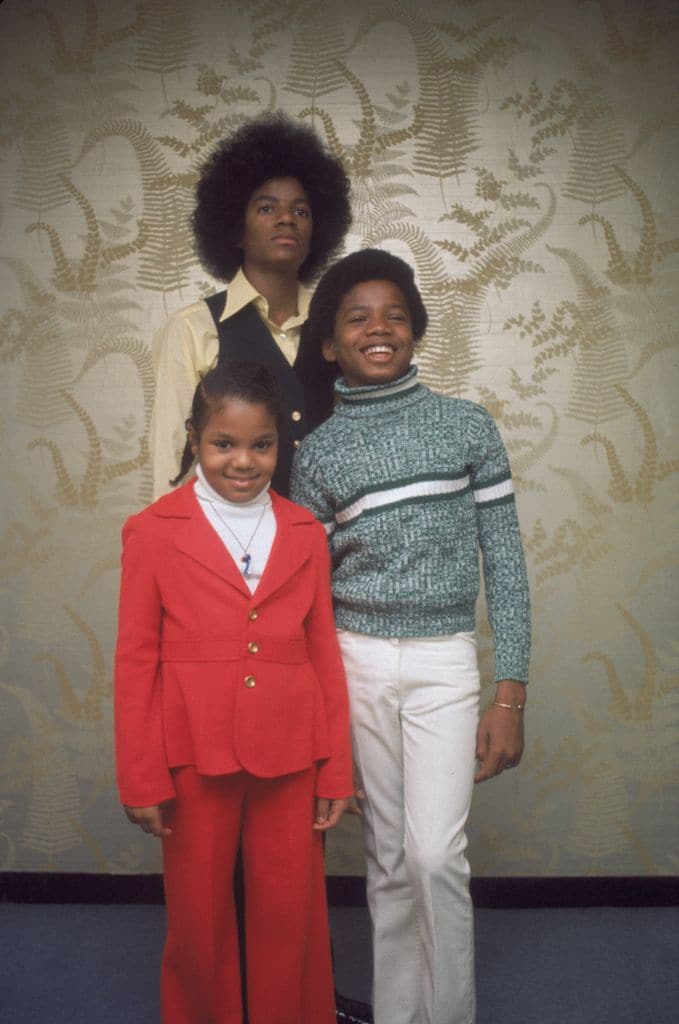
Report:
493,700,525,711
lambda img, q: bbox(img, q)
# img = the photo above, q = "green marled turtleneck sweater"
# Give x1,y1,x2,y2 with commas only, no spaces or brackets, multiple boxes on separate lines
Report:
290,366,531,682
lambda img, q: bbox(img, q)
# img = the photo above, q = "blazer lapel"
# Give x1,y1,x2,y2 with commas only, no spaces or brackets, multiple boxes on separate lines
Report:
252,492,314,604
155,482,251,596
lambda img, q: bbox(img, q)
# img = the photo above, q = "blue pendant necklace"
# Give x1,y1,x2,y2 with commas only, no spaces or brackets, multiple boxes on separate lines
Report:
201,498,269,578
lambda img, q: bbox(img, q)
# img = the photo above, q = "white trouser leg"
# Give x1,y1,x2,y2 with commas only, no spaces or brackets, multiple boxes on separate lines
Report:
338,631,480,1024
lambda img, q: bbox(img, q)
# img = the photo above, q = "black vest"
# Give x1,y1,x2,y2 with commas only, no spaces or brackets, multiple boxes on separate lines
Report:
204,292,336,497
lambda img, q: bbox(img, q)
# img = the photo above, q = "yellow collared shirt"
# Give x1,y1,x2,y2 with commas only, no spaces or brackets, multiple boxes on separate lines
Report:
149,269,311,498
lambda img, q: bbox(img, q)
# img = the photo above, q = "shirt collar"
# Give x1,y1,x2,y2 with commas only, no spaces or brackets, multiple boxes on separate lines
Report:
222,268,311,328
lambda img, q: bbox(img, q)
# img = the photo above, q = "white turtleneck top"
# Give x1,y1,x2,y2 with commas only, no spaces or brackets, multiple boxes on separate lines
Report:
193,463,277,594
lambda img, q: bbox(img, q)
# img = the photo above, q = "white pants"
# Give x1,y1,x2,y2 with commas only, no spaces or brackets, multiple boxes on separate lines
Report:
337,631,480,1024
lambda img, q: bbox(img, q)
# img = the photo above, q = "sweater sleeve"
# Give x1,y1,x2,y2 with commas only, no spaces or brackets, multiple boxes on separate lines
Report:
290,440,336,533
469,407,531,683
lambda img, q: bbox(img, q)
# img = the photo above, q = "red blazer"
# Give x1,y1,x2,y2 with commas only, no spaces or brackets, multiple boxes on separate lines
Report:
114,481,352,808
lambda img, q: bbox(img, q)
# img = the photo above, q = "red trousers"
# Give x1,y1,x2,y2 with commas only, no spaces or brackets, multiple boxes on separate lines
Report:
160,766,336,1024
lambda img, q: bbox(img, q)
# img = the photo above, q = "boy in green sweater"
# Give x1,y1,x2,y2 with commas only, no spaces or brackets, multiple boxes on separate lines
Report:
290,249,531,1024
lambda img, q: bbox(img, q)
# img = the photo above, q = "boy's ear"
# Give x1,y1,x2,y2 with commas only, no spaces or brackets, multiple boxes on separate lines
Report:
321,338,337,364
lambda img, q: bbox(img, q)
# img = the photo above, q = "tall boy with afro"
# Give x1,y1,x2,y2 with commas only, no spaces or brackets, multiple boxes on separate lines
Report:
149,110,352,498
148,114,372,1024
291,249,531,1024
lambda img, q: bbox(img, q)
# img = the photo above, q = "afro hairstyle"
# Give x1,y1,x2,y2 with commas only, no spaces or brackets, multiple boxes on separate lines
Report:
306,248,428,352
191,110,352,284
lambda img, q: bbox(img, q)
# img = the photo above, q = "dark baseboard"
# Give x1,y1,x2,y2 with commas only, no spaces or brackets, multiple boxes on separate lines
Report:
473,875,678,908
328,875,678,908
1,872,166,905
1,872,677,907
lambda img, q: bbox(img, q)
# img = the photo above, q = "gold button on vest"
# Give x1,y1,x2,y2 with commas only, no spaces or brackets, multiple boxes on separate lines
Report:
248,609,259,621
244,675,256,688
247,641,259,654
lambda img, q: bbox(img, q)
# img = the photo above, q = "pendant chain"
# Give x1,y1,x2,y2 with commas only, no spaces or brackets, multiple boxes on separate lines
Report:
199,496,269,577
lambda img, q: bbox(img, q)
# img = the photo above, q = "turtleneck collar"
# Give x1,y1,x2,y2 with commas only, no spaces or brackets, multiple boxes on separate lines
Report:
334,365,423,408
194,462,271,511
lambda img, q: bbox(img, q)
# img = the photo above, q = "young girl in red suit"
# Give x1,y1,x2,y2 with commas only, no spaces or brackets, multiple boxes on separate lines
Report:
114,361,353,1024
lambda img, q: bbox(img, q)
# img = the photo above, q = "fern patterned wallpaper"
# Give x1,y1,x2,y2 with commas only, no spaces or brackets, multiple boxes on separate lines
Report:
0,0,677,879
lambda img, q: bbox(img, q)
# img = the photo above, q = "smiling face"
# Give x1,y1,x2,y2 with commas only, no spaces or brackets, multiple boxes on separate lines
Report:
321,279,416,388
240,176,312,277
191,398,278,503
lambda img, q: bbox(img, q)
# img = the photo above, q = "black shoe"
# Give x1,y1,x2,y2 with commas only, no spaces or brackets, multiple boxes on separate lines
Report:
335,990,373,1024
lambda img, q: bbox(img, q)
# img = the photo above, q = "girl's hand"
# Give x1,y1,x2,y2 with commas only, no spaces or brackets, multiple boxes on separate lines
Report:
123,804,172,837
312,797,351,831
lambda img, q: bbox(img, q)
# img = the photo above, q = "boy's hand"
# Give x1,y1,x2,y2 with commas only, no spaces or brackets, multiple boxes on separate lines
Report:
344,773,366,817
124,804,172,837
313,796,351,831
475,680,526,783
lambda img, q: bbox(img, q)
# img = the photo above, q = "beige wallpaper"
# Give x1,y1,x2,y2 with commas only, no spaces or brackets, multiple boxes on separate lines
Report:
0,0,677,878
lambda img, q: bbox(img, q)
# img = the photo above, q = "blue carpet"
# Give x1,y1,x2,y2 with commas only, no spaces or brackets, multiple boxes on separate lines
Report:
1,903,677,1023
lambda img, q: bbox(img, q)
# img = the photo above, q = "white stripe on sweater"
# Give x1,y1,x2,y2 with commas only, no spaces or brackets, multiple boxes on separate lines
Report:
473,478,514,505
336,476,470,527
